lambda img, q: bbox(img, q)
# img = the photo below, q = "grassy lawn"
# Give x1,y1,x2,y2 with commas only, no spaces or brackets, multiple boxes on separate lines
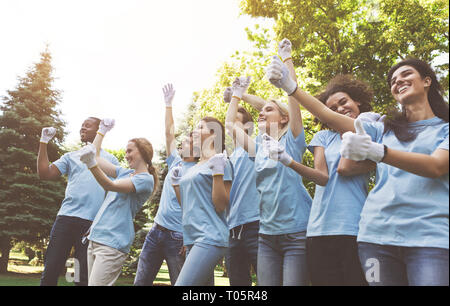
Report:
1,251,231,286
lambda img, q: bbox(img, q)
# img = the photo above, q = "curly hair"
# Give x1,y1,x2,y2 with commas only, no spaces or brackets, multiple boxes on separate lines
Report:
317,74,373,113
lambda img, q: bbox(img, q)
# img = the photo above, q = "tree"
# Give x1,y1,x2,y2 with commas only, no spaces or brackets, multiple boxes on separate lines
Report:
239,0,449,111
0,48,66,273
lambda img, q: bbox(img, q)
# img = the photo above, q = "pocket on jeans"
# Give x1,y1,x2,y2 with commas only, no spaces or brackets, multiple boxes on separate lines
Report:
170,231,183,241
285,231,306,242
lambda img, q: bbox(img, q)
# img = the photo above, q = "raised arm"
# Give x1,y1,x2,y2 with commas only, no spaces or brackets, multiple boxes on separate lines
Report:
279,38,304,138
92,119,118,178
224,86,265,112
266,56,355,134
224,77,256,156
163,84,177,157
37,127,62,180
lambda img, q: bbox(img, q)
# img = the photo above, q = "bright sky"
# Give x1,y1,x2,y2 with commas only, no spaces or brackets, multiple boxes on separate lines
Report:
0,0,272,155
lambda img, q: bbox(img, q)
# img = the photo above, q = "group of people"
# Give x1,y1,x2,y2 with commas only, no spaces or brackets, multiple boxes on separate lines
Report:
37,38,448,286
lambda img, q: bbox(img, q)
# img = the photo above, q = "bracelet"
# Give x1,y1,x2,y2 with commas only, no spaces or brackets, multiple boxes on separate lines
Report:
231,96,241,101
283,57,292,63
288,84,298,96
96,131,105,137
380,145,388,162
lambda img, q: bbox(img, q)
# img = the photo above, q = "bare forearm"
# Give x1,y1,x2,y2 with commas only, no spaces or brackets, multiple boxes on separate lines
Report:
292,89,355,134
337,158,376,176
242,93,265,111
289,160,328,186
173,186,182,207
211,176,229,213
89,166,115,191
37,143,59,180
383,148,449,178
165,106,176,156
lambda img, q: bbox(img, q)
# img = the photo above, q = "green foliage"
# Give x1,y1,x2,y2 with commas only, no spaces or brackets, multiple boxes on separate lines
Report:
240,0,449,111
0,48,67,272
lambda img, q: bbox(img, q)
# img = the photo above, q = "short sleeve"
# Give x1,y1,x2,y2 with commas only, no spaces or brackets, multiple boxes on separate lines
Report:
131,173,154,195
115,166,130,178
308,130,328,154
223,161,233,182
362,121,384,143
52,153,70,175
167,150,182,169
438,135,449,151
285,128,306,161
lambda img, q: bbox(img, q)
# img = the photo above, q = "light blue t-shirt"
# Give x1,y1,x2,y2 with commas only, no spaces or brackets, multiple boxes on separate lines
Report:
88,167,154,254
179,160,233,247
359,117,449,249
307,130,370,237
228,146,260,229
255,128,312,235
154,151,196,232
53,149,120,221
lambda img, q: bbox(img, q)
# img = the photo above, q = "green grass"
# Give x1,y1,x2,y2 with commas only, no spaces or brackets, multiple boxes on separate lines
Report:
2,251,231,286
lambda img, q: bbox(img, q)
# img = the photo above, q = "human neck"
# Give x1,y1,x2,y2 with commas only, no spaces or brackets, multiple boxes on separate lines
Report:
403,97,435,123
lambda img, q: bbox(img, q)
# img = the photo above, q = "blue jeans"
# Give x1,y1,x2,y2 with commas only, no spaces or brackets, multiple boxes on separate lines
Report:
257,231,309,286
40,215,92,286
134,224,184,285
175,242,226,286
358,242,449,286
307,236,367,286
226,221,259,286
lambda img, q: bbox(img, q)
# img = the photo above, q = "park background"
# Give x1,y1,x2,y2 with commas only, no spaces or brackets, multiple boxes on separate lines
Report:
0,0,448,285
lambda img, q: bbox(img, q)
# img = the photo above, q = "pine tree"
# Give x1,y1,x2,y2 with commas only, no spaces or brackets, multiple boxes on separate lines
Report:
0,48,66,273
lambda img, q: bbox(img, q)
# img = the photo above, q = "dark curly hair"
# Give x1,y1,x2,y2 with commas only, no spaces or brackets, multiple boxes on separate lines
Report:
317,74,373,112
315,75,374,129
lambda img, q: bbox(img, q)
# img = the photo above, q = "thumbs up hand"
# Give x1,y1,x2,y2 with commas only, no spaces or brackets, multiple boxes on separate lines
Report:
340,119,385,162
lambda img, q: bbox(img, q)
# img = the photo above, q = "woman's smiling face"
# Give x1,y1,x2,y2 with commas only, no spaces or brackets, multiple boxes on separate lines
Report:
390,65,431,105
258,102,287,133
325,92,361,119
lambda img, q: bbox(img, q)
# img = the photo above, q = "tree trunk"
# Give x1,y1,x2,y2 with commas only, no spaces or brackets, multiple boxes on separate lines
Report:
0,237,11,273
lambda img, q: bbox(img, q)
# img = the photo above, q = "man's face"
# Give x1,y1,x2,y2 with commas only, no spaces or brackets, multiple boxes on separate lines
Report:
80,118,99,143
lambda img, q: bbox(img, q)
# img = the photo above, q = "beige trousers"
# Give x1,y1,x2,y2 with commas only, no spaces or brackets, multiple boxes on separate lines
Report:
87,241,127,286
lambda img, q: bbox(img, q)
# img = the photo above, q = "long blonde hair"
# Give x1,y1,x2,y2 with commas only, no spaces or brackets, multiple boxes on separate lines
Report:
265,98,289,140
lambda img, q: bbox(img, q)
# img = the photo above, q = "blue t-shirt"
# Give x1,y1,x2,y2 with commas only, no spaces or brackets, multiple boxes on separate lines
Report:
359,117,449,249
179,160,233,247
154,151,196,232
88,167,154,253
228,146,260,229
53,149,120,221
255,129,312,235
307,130,370,237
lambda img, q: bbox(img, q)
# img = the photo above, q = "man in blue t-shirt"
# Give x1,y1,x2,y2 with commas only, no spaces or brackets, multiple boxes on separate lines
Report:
37,117,119,286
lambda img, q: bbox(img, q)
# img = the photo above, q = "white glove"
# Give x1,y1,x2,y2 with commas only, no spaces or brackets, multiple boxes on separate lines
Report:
357,112,386,123
208,150,228,176
98,118,115,136
171,163,183,186
79,144,98,169
223,87,233,103
262,133,293,166
231,76,251,100
340,118,385,162
278,38,292,62
163,83,176,107
266,56,298,95
40,127,56,144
